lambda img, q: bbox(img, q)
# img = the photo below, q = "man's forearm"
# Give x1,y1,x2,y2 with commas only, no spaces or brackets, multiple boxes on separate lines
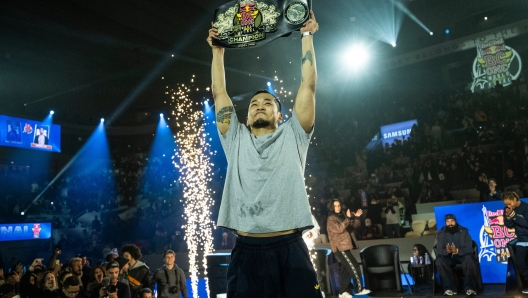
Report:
300,35,317,91
211,48,227,98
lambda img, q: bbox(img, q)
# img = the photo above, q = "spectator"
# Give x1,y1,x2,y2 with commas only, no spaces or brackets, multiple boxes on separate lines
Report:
90,262,130,298
121,245,150,298
360,218,382,240
435,214,479,296
384,196,401,238
482,178,502,201
151,250,187,298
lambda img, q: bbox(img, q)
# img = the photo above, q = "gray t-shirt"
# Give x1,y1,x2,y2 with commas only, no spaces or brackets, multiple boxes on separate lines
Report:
217,110,314,233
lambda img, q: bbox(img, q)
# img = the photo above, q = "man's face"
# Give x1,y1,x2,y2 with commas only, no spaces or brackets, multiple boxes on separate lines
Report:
63,285,80,297
107,268,119,283
164,253,175,266
81,257,87,266
246,93,282,128
446,219,456,227
489,180,496,188
71,261,82,276
333,201,341,214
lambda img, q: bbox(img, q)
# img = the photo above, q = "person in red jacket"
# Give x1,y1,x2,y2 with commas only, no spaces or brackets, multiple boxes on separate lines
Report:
327,199,370,298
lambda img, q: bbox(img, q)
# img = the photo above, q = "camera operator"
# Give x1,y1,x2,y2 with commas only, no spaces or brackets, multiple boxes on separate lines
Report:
151,250,187,298
91,262,130,298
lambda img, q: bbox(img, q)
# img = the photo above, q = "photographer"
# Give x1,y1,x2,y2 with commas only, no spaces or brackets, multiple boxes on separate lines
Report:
151,250,187,298
91,262,130,298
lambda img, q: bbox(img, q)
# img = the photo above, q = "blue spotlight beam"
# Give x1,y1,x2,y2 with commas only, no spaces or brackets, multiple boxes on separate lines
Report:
22,122,110,213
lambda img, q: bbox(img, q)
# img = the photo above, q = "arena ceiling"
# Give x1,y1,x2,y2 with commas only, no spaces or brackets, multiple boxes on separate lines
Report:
1,0,526,127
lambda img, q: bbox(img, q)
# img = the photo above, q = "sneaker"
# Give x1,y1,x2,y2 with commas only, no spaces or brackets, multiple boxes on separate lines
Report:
338,293,352,298
466,289,476,296
522,288,528,294
355,289,371,296
444,290,457,296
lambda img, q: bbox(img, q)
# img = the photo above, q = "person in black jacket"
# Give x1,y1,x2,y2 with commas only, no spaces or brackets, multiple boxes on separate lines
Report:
121,245,150,298
91,262,130,298
503,192,528,294
434,214,479,296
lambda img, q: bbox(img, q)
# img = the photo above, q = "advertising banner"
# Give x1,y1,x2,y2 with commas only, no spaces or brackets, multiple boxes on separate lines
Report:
0,222,52,241
435,199,528,283
0,115,61,152
379,119,417,146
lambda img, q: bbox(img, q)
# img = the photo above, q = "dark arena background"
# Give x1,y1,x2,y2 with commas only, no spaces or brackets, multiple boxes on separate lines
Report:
0,0,527,297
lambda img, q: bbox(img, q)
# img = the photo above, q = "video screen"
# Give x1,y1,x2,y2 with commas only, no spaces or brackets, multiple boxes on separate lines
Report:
0,115,61,152
0,222,52,241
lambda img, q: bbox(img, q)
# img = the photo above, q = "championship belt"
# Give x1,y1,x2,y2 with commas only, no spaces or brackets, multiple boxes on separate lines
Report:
212,0,311,48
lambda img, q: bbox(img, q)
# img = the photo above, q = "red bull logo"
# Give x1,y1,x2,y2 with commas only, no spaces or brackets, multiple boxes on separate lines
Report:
32,223,41,238
482,208,516,263
23,123,33,134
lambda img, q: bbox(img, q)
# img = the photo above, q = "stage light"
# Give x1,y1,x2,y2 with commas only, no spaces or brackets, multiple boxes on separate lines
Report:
430,32,434,35
391,43,396,47
21,212,24,215
160,113,164,117
50,110,55,115
445,29,450,34
267,82,271,87
100,118,105,122
344,44,369,70
484,16,488,21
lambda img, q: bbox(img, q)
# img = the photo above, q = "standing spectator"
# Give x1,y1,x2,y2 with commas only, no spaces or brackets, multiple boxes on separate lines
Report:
482,178,502,201
90,262,130,298
384,196,401,238
503,192,528,294
327,199,370,297
151,250,187,298
60,276,82,298
91,216,101,232
435,214,479,296
121,245,150,298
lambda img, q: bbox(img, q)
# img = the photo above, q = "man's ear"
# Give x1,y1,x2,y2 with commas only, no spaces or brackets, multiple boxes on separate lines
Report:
277,112,283,124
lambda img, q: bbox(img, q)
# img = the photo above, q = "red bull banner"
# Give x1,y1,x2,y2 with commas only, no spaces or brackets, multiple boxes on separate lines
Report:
471,37,522,92
212,0,311,48
435,199,528,283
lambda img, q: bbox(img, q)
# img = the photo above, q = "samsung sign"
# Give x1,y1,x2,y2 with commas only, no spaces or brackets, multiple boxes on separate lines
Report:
0,222,52,241
380,119,417,146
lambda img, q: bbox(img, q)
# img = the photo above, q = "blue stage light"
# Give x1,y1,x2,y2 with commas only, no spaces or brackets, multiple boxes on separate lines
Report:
430,32,434,35
160,113,164,117
100,118,105,122
267,82,271,87
445,29,450,34
50,110,55,115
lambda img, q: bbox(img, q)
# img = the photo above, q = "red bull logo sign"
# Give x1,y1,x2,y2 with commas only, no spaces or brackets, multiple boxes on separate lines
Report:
471,37,522,92
480,206,516,263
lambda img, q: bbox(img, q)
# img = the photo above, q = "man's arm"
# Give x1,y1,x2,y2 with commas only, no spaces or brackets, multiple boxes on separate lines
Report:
294,10,318,133
179,268,188,298
207,27,234,135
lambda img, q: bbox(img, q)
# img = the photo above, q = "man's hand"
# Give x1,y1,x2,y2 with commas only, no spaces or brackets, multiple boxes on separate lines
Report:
207,23,223,49
108,290,118,298
12,271,20,283
99,287,107,298
300,10,319,34
446,244,452,254
53,247,61,256
15,262,23,274
450,243,458,254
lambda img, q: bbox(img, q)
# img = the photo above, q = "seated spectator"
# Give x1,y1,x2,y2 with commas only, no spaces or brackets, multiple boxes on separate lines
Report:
360,218,382,240
436,187,453,202
482,178,502,201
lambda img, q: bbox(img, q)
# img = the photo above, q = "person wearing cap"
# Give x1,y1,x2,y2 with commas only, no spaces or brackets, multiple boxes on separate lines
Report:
151,250,187,298
90,262,130,298
482,178,502,202
435,214,479,296
327,199,370,298
503,191,528,294
207,10,322,298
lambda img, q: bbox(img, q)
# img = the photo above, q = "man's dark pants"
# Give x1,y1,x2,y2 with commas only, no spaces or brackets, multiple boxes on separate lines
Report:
226,232,323,298
436,254,478,292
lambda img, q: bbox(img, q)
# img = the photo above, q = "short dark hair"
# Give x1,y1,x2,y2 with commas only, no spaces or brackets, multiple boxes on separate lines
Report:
250,90,281,112
138,288,152,298
163,250,176,257
122,244,142,260
63,276,80,289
